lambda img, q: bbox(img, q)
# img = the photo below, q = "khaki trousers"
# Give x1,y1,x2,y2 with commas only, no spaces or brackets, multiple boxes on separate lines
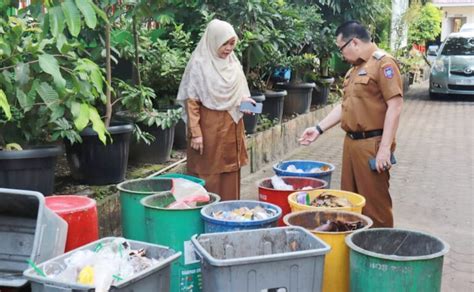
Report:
341,135,394,227
189,170,241,201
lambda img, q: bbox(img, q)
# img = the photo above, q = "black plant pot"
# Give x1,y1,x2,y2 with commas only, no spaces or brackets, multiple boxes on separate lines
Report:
312,77,334,106
0,145,62,196
243,92,265,135
173,119,187,150
65,123,133,185
129,122,176,164
262,90,287,123
276,82,315,115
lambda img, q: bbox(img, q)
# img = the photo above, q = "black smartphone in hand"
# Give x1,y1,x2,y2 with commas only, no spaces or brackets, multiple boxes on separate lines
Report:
369,153,397,171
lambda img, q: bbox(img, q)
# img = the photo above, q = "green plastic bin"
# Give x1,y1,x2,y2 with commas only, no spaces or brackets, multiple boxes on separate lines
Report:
117,178,173,241
345,228,450,292
157,173,206,186
141,192,220,292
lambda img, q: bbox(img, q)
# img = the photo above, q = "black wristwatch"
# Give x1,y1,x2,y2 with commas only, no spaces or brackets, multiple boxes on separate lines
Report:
316,124,324,135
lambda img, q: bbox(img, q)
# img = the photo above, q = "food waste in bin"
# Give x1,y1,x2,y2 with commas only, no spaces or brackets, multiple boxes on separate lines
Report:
296,191,353,208
211,206,277,221
37,238,163,291
314,219,365,232
286,164,331,173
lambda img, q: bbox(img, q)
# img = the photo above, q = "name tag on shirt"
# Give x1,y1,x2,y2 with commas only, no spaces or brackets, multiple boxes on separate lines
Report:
358,69,367,76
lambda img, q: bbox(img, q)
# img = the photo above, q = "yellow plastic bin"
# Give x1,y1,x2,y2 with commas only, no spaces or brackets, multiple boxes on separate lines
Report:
283,210,373,292
288,189,366,214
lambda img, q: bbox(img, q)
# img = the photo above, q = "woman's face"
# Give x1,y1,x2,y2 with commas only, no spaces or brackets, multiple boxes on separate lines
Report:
217,37,236,59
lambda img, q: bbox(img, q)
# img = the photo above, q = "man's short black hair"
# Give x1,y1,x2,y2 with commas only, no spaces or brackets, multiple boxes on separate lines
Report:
335,21,371,43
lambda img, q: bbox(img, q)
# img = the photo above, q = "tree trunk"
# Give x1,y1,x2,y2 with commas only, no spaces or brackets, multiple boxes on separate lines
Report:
105,22,112,127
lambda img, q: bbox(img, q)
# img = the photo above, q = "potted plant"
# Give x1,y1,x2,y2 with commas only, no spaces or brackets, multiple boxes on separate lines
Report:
111,22,191,162
272,4,323,115
29,1,138,186
0,4,108,193
309,25,336,106
276,53,317,115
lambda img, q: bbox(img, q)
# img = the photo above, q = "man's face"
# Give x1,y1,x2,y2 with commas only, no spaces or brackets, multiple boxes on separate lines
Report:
336,34,357,64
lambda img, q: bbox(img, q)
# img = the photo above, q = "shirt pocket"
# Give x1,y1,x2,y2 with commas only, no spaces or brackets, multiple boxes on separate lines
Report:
353,76,371,97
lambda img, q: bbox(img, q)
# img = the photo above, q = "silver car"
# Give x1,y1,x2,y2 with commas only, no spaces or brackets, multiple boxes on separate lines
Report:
429,31,474,99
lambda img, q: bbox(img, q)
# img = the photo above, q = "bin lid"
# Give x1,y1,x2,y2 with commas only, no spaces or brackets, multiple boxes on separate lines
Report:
45,195,96,214
0,188,67,287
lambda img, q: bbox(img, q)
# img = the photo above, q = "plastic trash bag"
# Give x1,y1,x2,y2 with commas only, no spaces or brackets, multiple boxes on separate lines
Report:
286,164,304,173
270,175,294,190
167,178,210,209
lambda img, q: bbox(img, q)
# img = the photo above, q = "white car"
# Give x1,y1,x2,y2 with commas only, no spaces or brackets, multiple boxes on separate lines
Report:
429,31,474,98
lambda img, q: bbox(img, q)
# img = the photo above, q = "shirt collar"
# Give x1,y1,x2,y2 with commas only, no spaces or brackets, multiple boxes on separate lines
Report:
359,43,378,62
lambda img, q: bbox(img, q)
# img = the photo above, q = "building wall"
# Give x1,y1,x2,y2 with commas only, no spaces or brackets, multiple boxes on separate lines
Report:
439,6,474,40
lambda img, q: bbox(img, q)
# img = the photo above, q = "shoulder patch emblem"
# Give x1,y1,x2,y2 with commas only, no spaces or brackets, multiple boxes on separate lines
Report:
383,66,394,79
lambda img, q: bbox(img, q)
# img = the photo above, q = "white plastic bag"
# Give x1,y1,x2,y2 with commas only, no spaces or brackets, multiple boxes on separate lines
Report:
270,175,294,190
167,178,210,209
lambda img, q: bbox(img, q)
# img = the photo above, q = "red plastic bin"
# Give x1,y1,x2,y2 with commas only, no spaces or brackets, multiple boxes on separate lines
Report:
258,176,327,226
45,195,99,252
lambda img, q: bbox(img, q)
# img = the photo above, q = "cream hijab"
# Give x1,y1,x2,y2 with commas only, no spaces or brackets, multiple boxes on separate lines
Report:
177,19,250,123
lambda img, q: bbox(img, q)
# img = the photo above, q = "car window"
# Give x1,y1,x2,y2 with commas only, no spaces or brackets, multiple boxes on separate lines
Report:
441,37,474,56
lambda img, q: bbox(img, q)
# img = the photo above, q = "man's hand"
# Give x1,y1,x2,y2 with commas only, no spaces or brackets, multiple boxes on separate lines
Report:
375,147,391,173
298,127,320,145
191,136,203,155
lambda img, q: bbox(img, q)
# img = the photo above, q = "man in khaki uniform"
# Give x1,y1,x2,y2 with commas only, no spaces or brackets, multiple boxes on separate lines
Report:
299,21,403,227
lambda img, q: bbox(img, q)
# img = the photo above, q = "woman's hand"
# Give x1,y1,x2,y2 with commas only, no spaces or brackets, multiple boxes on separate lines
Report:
191,136,204,155
241,96,256,115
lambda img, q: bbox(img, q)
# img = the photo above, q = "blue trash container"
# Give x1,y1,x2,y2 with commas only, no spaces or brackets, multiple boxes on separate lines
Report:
273,160,335,188
200,200,282,233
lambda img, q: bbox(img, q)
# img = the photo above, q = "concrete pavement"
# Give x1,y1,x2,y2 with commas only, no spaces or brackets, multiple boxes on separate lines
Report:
240,81,474,292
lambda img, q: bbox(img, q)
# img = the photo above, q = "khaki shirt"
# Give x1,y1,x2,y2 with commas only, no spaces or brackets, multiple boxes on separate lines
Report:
341,44,403,133
186,99,248,174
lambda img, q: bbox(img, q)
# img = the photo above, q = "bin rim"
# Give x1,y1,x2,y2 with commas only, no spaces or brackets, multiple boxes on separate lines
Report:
273,160,336,175
140,192,221,211
116,177,172,195
191,226,330,267
282,209,373,235
45,195,97,214
23,236,182,289
345,227,450,261
155,173,206,186
288,188,366,208
200,200,282,226
257,176,328,191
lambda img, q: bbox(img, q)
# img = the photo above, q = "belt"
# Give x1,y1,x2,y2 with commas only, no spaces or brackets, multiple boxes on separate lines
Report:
346,129,383,140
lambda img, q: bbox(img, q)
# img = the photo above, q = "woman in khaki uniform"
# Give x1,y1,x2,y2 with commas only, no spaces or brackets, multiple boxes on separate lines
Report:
299,21,404,227
177,19,254,201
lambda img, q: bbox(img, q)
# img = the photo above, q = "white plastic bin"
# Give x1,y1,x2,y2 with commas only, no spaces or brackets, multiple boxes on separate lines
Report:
0,188,68,287
191,226,330,292
23,237,181,291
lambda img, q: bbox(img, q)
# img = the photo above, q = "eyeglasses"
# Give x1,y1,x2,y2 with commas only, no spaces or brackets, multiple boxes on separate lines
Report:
338,38,353,53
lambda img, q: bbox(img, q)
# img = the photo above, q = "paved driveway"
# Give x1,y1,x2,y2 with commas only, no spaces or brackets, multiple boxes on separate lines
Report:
241,81,474,292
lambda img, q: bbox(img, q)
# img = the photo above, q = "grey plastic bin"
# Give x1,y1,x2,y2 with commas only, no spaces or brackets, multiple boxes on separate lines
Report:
191,226,330,292
23,237,182,291
0,188,67,287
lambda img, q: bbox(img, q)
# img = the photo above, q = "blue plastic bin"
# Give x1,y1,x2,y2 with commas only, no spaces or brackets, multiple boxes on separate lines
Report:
200,200,282,233
273,160,335,188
